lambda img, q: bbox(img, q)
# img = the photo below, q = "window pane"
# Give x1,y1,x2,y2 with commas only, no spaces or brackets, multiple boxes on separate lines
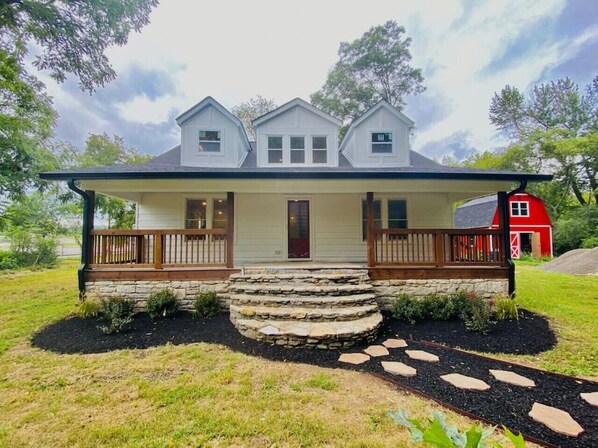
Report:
312,136,327,149
362,200,382,240
388,200,407,220
268,136,283,149
372,143,392,153
199,141,220,152
199,130,220,141
290,136,305,149
186,199,207,229
268,150,283,163
371,132,392,143
313,150,327,164
520,203,528,215
213,199,228,229
291,150,305,164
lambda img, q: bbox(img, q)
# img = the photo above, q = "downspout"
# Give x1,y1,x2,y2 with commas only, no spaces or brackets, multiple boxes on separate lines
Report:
501,179,528,297
67,179,93,299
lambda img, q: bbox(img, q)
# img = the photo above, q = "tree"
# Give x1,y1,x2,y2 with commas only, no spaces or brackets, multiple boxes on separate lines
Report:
0,0,158,197
311,21,425,124
489,77,598,207
231,95,277,140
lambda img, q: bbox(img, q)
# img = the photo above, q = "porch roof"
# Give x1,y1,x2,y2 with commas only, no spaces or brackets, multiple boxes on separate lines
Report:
40,146,552,182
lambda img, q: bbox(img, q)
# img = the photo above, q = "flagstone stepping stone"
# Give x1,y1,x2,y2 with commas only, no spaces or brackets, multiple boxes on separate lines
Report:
441,373,491,391
529,403,584,437
382,338,408,348
364,345,389,357
381,361,416,377
489,369,536,388
405,350,439,362
338,353,370,365
580,392,598,407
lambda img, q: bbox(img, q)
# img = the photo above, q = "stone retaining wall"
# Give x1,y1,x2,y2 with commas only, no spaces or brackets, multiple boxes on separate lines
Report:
372,278,509,310
85,280,230,312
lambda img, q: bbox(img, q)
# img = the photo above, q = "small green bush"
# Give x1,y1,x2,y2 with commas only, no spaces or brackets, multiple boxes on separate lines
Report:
462,296,492,334
78,296,101,318
0,251,19,270
193,291,220,317
423,294,456,320
392,294,426,324
450,290,474,316
581,236,598,249
493,297,519,321
146,289,181,319
97,296,134,334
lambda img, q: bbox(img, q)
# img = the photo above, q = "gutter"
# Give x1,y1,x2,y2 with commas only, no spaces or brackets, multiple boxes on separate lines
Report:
502,179,528,296
67,179,93,298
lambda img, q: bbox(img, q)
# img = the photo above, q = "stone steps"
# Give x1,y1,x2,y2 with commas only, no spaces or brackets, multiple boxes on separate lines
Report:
229,283,373,296
230,272,370,284
231,292,377,308
233,313,383,348
230,303,379,322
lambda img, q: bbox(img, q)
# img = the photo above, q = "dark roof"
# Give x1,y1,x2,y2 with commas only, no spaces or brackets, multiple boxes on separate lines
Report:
454,195,498,228
40,146,553,182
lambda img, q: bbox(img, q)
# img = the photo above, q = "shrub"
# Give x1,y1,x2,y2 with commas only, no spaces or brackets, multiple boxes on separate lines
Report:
581,236,598,249
392,294,426,324
32,237,58,267
423,294,456,320
194,291,220,317
494,297,519,321
146,289,181,319
450,290,473,316
462,296,492,334
97,296,134,334
0,251,19,270
78,296,101,318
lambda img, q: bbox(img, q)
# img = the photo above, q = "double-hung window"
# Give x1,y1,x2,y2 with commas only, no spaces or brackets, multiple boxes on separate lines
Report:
199,130,221,152
371,132,393,153
290,136,305,164
312,136,327,164
185,198,228,230
268,136,283,164
361,199,408,240
511,201,529,217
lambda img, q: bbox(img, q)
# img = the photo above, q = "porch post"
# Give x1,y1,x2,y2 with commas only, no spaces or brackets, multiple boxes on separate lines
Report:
497,191,515,295
226,191,235,268
366,192,375,267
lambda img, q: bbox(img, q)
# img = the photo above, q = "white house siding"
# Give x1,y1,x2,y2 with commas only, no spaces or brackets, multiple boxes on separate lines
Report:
255,106,339,167
342,107,410,167
180,106,245,167
135,192,453,264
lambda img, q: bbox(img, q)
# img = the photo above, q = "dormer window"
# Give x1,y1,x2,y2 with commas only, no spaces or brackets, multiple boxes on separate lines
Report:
511,201,529,217
268,136,283,163
312,136,327,163
199,130,221,152
290,136,305,164
371,132,393,154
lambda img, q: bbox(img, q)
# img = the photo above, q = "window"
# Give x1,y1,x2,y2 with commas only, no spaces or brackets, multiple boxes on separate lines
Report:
268,136,283,164
185,199,207,229
199,130,221,152
371,132,393,153
290,136,305,164
361,200,382,240
312,136,327,164
388,200,408,229
213,199,228,229
511,201,529,217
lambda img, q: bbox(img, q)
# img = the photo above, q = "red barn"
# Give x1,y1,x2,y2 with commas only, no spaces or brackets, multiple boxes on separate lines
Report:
454,192,553,258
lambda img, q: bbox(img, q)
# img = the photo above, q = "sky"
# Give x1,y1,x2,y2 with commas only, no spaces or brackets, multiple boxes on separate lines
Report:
43,0,598,161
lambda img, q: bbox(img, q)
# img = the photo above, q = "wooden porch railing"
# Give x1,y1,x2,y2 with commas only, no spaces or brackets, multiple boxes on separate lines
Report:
371,228,506,267
89,229,230,269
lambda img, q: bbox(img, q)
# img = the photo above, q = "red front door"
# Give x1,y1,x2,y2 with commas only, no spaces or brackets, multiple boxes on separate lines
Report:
288,200,310,259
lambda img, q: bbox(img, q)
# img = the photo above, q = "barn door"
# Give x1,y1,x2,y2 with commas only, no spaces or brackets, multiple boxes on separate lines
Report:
510,232,520,259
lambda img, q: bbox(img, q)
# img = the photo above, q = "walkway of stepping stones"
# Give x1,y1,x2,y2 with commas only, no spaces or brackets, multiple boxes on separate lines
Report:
339,339,597,447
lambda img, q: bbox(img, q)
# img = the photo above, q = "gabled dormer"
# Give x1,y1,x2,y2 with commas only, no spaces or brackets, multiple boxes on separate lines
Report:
253,98,342,167
340,100,414,167
176,97,251,167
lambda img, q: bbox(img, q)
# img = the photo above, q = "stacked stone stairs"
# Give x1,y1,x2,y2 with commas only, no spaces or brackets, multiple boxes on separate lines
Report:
228,268,383,348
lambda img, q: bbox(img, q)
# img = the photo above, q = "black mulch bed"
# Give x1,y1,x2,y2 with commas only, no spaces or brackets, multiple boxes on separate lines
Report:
32,312,596,448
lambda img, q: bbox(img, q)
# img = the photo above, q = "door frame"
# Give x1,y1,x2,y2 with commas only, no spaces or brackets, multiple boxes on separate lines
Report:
285,196,313,261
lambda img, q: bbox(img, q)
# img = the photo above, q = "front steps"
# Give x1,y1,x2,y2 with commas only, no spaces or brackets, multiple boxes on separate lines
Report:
228,268,383,348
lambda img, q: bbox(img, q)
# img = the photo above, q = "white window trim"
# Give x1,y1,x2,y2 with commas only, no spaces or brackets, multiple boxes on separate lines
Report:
510,201,530,217
290,135,306,164
266,134,285,164
369,130,395,155
311,135,328,164
198,128,224,154
263,134,332,166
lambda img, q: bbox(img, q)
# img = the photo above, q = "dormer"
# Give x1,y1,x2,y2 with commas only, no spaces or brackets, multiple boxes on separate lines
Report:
340,100,414,167
176,97,251,167
253,98,342,167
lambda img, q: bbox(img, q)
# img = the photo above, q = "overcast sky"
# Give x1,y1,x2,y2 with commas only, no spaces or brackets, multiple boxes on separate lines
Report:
44,0,598,161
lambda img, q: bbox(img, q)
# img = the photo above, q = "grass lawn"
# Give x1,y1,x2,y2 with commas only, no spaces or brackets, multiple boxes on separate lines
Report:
0,260,595,446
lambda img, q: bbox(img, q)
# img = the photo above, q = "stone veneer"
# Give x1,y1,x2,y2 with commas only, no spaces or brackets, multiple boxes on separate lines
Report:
85,280,230,312
372,278,509,311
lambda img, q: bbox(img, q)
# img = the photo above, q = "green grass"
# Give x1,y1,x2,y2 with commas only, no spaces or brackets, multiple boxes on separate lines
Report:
0,260,595,446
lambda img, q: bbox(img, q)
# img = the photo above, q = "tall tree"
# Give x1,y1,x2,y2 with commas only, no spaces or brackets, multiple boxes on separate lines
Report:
231,95,277,140
489,76,598,207
311,20,425,123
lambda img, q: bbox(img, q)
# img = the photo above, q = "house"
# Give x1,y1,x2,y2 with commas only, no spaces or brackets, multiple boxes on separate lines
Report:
41,97,551,348
454,193,553,259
